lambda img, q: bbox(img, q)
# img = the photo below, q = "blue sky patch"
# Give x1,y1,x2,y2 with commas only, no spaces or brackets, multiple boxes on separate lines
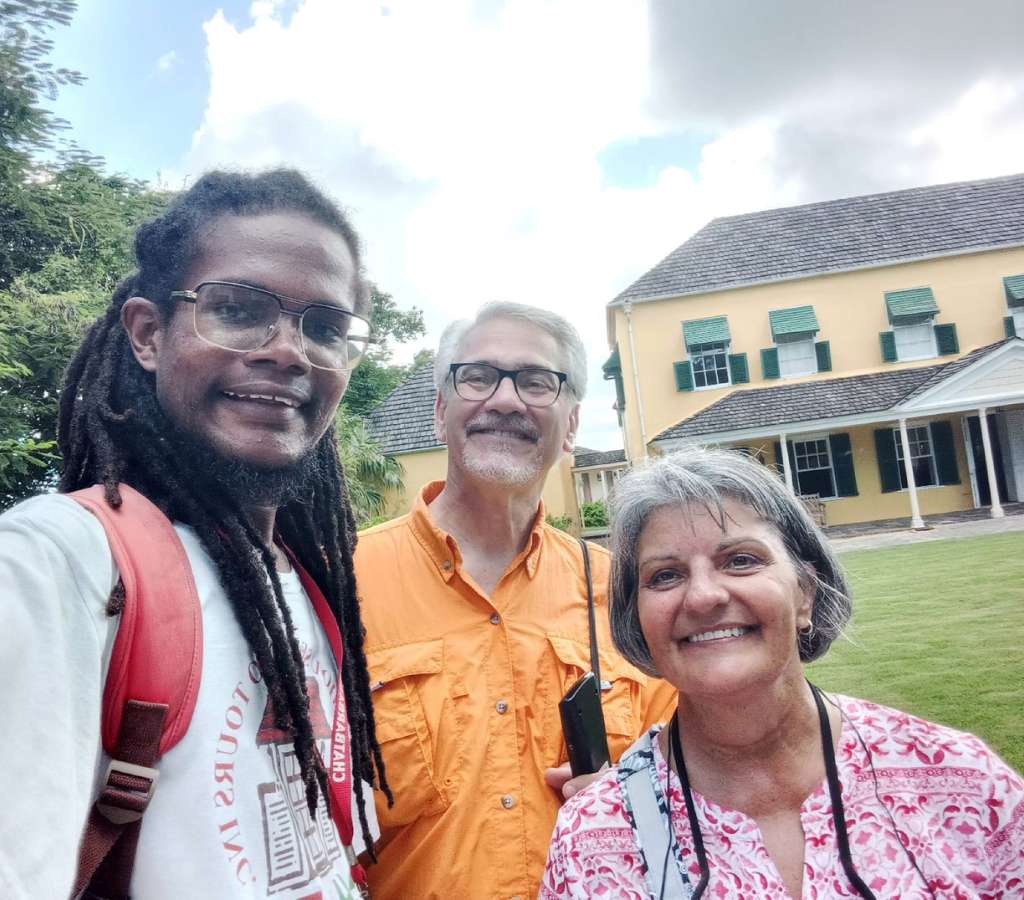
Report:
597,131,712,189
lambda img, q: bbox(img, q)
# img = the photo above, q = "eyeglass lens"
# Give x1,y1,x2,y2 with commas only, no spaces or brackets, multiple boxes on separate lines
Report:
194,283,369,370
453,364,562,406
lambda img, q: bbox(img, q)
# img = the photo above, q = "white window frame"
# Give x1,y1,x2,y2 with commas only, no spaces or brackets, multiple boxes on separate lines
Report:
776,336,817,378
893,318,937,362
689,341,731,390
791,435,837,500
892,424,939,490
1012,307,1024,337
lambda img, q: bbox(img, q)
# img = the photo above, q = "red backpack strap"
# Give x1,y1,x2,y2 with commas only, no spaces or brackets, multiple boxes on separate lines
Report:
68,485,203,899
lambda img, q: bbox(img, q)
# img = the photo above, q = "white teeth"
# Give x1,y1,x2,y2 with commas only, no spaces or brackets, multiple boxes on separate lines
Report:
686,626,750,644
224,391,300,408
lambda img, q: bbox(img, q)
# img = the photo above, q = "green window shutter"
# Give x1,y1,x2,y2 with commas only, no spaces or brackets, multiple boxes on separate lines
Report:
934,323,959,356
828,433,858,497
879,331,897,363
682,316,731,348
930,420,960,485
814,340,832,372
1005,316,1018,338
885,287,939,323
873,428,902,493
674,361,694,392
728,353,749,384
760,347,780,379
613,373,626,409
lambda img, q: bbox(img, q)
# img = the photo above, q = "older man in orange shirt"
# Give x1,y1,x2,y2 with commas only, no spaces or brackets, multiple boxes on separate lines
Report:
355,302,676,900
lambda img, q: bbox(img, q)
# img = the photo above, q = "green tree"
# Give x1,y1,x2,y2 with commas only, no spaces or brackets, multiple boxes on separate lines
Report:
0,0,94,288
342,285,426,417
335,406,405,526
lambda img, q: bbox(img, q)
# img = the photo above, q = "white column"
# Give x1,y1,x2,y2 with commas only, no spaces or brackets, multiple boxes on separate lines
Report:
897,418,926,530
598,469,608,502
779,433,795,494
978,407,1005,518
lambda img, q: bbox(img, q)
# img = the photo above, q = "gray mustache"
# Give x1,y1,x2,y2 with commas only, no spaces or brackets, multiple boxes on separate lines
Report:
466,414,540,441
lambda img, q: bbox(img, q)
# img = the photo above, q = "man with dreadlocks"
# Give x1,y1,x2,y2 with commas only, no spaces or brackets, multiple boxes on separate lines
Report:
354,302,677,900
0,170,389,900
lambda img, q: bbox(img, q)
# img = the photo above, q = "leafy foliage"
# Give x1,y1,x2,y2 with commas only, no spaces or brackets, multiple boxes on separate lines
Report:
581,500,609,528
335,406,405,526
545,513,575,533
342,286,426,417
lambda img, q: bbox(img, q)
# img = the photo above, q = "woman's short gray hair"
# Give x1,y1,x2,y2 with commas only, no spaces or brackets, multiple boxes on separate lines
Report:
432,301,588,401
609,447,851,676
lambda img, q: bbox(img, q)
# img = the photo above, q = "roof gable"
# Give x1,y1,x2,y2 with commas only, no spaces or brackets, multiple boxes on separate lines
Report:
615,172,1024,305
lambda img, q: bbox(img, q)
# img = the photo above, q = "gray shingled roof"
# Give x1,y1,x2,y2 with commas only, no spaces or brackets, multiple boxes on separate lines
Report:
368,364,443,455
654,341,1007,442
615,172,1024,304
574,448,626,468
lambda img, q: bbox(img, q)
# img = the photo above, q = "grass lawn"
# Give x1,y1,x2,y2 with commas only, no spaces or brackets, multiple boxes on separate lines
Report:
807,532,1024,773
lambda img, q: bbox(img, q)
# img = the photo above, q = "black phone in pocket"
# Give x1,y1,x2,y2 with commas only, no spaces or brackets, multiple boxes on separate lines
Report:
558,671,610,777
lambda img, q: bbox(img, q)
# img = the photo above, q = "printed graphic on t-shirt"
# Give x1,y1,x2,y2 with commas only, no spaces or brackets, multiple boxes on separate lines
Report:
212,641,361,900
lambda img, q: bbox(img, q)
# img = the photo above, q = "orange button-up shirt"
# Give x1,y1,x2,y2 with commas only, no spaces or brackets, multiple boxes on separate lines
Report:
354,482,677,900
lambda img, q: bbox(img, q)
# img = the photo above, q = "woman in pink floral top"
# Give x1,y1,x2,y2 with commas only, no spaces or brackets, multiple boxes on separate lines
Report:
541,449,1024,899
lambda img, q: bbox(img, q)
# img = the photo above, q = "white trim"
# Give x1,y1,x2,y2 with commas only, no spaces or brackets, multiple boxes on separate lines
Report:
572,461,627,475
790,434,838,500
900,339,1024,412
608,239,1024,309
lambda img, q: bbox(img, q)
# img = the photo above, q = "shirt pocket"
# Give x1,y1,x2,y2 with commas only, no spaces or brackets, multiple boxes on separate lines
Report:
546,634,648,764
367,638,464,827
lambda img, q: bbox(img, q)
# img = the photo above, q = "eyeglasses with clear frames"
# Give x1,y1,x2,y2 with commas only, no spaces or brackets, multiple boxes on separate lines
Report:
169,281,372,371
448,363,568,407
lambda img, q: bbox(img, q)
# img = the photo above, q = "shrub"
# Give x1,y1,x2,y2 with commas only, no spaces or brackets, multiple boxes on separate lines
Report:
545,513,575,533
581,501,609,528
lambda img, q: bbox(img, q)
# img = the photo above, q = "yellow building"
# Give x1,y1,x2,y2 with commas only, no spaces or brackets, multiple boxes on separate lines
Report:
367,364,579,523
605,173,1024,527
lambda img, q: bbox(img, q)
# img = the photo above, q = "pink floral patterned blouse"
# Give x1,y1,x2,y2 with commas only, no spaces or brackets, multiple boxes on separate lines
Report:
541,695,1024,899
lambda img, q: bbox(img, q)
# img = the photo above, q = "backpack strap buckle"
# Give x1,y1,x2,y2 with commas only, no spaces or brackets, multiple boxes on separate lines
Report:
96,759,160,826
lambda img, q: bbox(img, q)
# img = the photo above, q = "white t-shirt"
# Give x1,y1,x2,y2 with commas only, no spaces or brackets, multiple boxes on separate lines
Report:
0,493,372,900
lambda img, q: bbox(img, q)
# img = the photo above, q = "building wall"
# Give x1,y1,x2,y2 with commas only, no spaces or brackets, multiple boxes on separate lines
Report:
382,446,580,522
613,245,1024,461
726,413,977,525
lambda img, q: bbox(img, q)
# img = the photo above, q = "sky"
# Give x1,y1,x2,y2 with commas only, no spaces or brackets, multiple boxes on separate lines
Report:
46,0,1024,449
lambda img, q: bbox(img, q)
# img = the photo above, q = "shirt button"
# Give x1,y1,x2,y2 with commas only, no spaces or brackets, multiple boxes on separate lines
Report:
495,700,508,714
442,560,452,571
489,613,501,625
501,794,516,809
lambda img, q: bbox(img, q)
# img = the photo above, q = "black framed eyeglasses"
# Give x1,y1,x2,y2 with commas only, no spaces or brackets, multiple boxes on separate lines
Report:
448,363,568,408
169,281,372,371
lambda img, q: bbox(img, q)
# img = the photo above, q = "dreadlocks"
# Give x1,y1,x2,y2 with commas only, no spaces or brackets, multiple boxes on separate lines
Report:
58,169,391,857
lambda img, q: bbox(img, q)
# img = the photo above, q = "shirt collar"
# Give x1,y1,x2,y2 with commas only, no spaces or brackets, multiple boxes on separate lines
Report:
409,480,547,581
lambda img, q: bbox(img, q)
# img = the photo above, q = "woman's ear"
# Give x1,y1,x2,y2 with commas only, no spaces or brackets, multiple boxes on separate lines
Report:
795,561,816,629
121,298,164,373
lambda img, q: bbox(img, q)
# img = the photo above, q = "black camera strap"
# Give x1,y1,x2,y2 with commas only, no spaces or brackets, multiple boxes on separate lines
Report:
578,538,600,686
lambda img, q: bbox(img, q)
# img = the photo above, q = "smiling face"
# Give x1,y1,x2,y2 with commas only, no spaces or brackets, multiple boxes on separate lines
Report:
129,211,358,472
636,499,813,702
435,317,579,489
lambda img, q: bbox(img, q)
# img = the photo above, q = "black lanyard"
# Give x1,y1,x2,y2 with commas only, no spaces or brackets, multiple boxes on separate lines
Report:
665,683,877,900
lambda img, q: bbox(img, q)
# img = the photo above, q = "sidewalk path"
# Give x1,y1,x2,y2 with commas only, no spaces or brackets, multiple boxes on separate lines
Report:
830,513,1024,554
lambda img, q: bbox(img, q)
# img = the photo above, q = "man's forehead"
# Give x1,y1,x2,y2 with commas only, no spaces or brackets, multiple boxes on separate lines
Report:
457,317,563,367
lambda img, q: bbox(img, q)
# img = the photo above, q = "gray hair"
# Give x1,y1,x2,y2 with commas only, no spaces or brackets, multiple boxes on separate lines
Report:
609,447,851,676
432,301,588,401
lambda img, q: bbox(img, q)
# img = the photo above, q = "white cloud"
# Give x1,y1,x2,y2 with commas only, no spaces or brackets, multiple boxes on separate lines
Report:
156,50,178,72
175,0,1024,449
